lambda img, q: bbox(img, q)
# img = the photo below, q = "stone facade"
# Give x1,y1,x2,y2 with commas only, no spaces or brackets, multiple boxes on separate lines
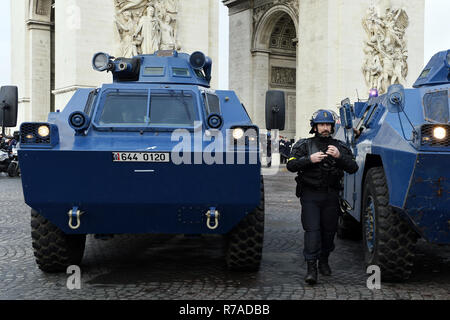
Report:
224,0,424,139
10,0,219,129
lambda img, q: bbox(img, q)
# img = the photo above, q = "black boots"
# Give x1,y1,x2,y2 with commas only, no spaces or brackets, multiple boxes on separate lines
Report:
304,260,318,285
318,255,332,276
305,256,332,285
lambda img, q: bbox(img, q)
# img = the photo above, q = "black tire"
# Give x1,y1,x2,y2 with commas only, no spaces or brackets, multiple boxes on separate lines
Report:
7,162,17,177
226,176,264,271
362,167,417,282
31,209,86,273
337,212,361,240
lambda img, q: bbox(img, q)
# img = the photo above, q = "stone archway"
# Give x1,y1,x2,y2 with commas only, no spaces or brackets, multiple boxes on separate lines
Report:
251,5,298,140
18,0,55,123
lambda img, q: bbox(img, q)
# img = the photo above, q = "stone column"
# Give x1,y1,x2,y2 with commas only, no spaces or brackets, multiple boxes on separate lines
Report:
11,0,30,127
251,50,270,127
296,0,329,139
28,19,52,122
11,0,53,124
53,0,115,111
52,0,220,110
226,3,253,119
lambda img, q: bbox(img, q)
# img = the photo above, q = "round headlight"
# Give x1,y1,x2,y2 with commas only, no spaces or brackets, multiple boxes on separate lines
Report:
92,52,110,71
232,128,245,140
37,125,50,137
433,126,446,140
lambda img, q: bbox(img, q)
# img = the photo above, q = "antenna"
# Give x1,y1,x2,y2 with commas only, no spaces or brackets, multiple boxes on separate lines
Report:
356,89,360,102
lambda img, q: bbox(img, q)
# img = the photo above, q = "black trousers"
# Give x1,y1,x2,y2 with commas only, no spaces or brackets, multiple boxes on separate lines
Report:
300,189,340,261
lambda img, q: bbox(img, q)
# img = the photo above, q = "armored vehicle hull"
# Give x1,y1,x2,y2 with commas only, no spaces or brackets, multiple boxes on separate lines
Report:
15,51,285,272
336,50,450,281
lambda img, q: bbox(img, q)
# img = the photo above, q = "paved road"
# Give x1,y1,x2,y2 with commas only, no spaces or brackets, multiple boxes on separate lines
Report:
0,169,449,300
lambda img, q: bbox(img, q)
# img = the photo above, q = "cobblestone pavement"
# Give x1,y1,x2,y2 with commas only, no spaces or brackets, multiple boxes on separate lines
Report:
0,169,449,300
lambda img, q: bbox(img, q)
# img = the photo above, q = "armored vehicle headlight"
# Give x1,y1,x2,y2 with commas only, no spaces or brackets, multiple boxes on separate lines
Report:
38,125,50,138
232,128,245,140
20,122,59,146
433,126,446,140
92,52,112,72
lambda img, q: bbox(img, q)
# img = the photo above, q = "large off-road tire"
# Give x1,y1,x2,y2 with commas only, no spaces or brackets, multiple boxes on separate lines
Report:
31,209,86,273
337,212,361,240
225,176,264,271
362,167,418,282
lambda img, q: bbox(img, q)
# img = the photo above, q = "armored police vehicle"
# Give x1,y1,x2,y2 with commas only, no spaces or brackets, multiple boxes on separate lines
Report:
336,50,450,281
9,50,285,272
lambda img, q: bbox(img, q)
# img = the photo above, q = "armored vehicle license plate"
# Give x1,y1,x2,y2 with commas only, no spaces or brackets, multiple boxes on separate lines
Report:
113,152,170,162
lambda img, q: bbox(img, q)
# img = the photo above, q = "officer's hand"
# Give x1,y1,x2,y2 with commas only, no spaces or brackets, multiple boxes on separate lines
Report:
310,152,327,163
326,145,340,158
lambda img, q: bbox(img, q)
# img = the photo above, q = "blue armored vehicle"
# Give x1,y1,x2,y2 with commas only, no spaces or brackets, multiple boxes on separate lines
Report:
335,50,450,281
9,50,286,272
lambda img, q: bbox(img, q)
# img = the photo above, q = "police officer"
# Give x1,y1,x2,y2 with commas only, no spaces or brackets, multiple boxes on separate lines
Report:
287,109,358,285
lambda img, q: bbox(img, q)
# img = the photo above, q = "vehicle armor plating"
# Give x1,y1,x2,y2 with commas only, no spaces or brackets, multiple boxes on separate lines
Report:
335,50,450,281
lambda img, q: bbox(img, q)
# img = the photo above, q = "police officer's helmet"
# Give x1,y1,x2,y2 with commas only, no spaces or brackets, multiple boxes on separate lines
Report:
309,109,337,134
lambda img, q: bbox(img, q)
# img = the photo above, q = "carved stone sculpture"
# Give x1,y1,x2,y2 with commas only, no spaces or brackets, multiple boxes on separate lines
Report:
362,0,409,94
115,10,139,57
134,5,160,54
271,67,296,87
114,0,181,57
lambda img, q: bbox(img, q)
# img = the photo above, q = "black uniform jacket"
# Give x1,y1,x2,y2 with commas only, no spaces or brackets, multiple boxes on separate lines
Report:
287,136,359,194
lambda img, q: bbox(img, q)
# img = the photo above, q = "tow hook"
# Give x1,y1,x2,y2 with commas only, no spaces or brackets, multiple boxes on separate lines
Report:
206,207,220,230
68,206,83,230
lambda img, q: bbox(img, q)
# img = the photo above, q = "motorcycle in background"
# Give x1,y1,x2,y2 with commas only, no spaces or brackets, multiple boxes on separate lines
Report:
7,145,19,177
0,133,20,177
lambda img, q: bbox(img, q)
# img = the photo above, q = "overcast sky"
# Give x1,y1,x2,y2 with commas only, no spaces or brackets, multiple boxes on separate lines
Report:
0,0,449,89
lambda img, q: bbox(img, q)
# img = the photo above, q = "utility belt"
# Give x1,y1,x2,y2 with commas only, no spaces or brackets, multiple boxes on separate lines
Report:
302,185,340,194
303,186,332,192
295,176,340,197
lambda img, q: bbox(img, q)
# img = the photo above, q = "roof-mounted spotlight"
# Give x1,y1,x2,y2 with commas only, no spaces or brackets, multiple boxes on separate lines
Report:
92,52,114,72
189,51,212,82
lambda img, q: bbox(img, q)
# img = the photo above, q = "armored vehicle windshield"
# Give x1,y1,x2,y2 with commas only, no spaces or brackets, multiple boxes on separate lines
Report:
95,89,198,128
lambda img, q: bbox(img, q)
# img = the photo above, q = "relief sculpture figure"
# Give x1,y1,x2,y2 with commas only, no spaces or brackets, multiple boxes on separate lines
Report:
116,0,149,14
160,14,176,50
134,5,160,54
361,0,409,94
114,0,181,57
115,10,139,57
